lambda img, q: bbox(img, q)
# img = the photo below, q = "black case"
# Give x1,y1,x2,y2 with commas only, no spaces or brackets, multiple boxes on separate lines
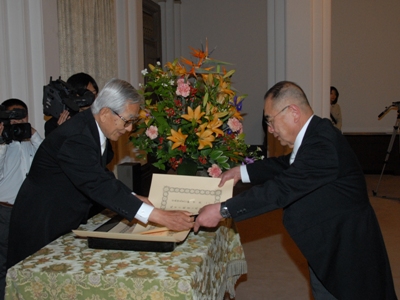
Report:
87,215,178,252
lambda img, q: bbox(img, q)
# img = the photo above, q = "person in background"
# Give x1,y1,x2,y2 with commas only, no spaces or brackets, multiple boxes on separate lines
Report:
330,86,342,131
7,79,194,270
46,73,102,215
44,72,99,137
0,99,43,300
194,81,397,299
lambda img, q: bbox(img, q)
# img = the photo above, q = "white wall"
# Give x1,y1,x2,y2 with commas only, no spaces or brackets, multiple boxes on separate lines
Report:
3,0,397,141
285,0,331,119
179,0,268,145
178,0,330,145
332,0,400,133
42,0,60,81
0,0,143,138
116,0,144,86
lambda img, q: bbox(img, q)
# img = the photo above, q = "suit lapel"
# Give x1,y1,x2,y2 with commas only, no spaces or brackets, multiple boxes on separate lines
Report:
82,109,104,166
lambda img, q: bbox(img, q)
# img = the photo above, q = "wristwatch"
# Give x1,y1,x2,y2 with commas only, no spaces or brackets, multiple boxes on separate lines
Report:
220,201,231,218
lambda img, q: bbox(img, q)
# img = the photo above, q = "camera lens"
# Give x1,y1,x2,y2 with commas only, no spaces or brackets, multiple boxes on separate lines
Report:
13,125,23,136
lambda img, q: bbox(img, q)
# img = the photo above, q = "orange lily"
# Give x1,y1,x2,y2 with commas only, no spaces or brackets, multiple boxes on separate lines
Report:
167,128,188,150
218,76,235,95
166,61,187,76
214,76,234,103
206,103,218,115
138,109,152,125
181,106,205,124
139,109,147,119
206,116,224,136
201,73,215,86
229,107,243,120
196,124,215,149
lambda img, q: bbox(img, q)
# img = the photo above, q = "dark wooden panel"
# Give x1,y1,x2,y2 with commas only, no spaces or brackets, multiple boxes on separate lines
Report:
344,133,400,174
143,0,162,68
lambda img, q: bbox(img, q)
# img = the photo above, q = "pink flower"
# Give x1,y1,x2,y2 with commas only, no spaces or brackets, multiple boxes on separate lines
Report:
227,117,243,133
145,125,158,140
207,164,222,178
176,79,191,97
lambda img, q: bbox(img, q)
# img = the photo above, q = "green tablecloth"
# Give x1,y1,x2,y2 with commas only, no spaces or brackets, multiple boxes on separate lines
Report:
5,211,247,300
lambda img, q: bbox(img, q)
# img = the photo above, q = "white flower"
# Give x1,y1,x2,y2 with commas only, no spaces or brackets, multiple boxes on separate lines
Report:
156,61,161,65
141,69,148,76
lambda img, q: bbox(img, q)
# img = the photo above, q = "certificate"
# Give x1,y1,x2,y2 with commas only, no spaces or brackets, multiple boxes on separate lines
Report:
73,174,234,243
148,173,233,214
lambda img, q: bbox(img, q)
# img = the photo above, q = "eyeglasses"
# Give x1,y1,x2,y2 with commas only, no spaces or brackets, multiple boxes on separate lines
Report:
112,110,138,128
264,105,290,127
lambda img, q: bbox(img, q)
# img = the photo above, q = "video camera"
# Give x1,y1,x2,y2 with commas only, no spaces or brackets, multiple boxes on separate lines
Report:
0,105,32,144
43,77,95,119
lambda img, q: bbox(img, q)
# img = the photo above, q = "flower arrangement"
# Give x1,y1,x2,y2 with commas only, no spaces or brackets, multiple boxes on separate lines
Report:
131,42,254,177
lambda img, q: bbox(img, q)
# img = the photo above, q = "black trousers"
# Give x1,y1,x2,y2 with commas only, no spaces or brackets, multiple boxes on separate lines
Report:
0,205,12,300
309,265,337,300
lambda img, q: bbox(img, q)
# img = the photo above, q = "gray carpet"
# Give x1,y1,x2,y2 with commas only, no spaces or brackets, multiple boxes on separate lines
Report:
227,174,400,299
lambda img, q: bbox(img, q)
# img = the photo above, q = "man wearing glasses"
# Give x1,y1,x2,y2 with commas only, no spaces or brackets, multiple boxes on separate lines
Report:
7,78,194,269
194,81,397,299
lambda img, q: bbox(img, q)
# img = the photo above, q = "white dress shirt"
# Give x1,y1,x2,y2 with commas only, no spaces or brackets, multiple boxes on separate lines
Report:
289,115,313,164
0,132,43,204
240,115,314,181
95,121,154,223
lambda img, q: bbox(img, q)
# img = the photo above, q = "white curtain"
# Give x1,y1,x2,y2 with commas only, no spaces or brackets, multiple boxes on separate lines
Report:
57,0,117,89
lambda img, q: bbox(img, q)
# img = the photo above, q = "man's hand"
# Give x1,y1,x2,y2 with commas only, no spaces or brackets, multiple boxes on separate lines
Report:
57,110,70,126
219,166,241,187
149,208,194,232
193,203,222,233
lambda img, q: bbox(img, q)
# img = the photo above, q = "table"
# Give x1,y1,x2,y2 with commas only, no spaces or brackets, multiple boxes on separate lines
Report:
5,210,247,300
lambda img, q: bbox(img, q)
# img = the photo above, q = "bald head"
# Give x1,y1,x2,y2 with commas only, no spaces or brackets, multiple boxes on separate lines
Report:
264,81,312,112
263,81,314,147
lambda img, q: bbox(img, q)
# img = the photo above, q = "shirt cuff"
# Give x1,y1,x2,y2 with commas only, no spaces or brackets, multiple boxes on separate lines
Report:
240,164,250,183
134,202,154,224
30,131,43,145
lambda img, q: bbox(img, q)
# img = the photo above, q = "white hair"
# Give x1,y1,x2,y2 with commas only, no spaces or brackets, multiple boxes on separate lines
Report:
91,78,142,115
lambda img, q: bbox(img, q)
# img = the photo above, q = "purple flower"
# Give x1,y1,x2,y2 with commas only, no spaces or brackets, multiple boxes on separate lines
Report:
243,157,255,164
230,96,243,111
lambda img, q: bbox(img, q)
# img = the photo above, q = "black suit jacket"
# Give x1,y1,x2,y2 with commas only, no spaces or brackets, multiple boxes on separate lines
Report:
7,109,142,267
227,116,397,299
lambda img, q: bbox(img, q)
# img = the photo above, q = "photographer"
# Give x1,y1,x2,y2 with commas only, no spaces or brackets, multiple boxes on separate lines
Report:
44,72,98,137
0,99,43,299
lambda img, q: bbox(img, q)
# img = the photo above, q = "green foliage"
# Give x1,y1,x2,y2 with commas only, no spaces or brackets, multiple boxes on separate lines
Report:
130,44,256,176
